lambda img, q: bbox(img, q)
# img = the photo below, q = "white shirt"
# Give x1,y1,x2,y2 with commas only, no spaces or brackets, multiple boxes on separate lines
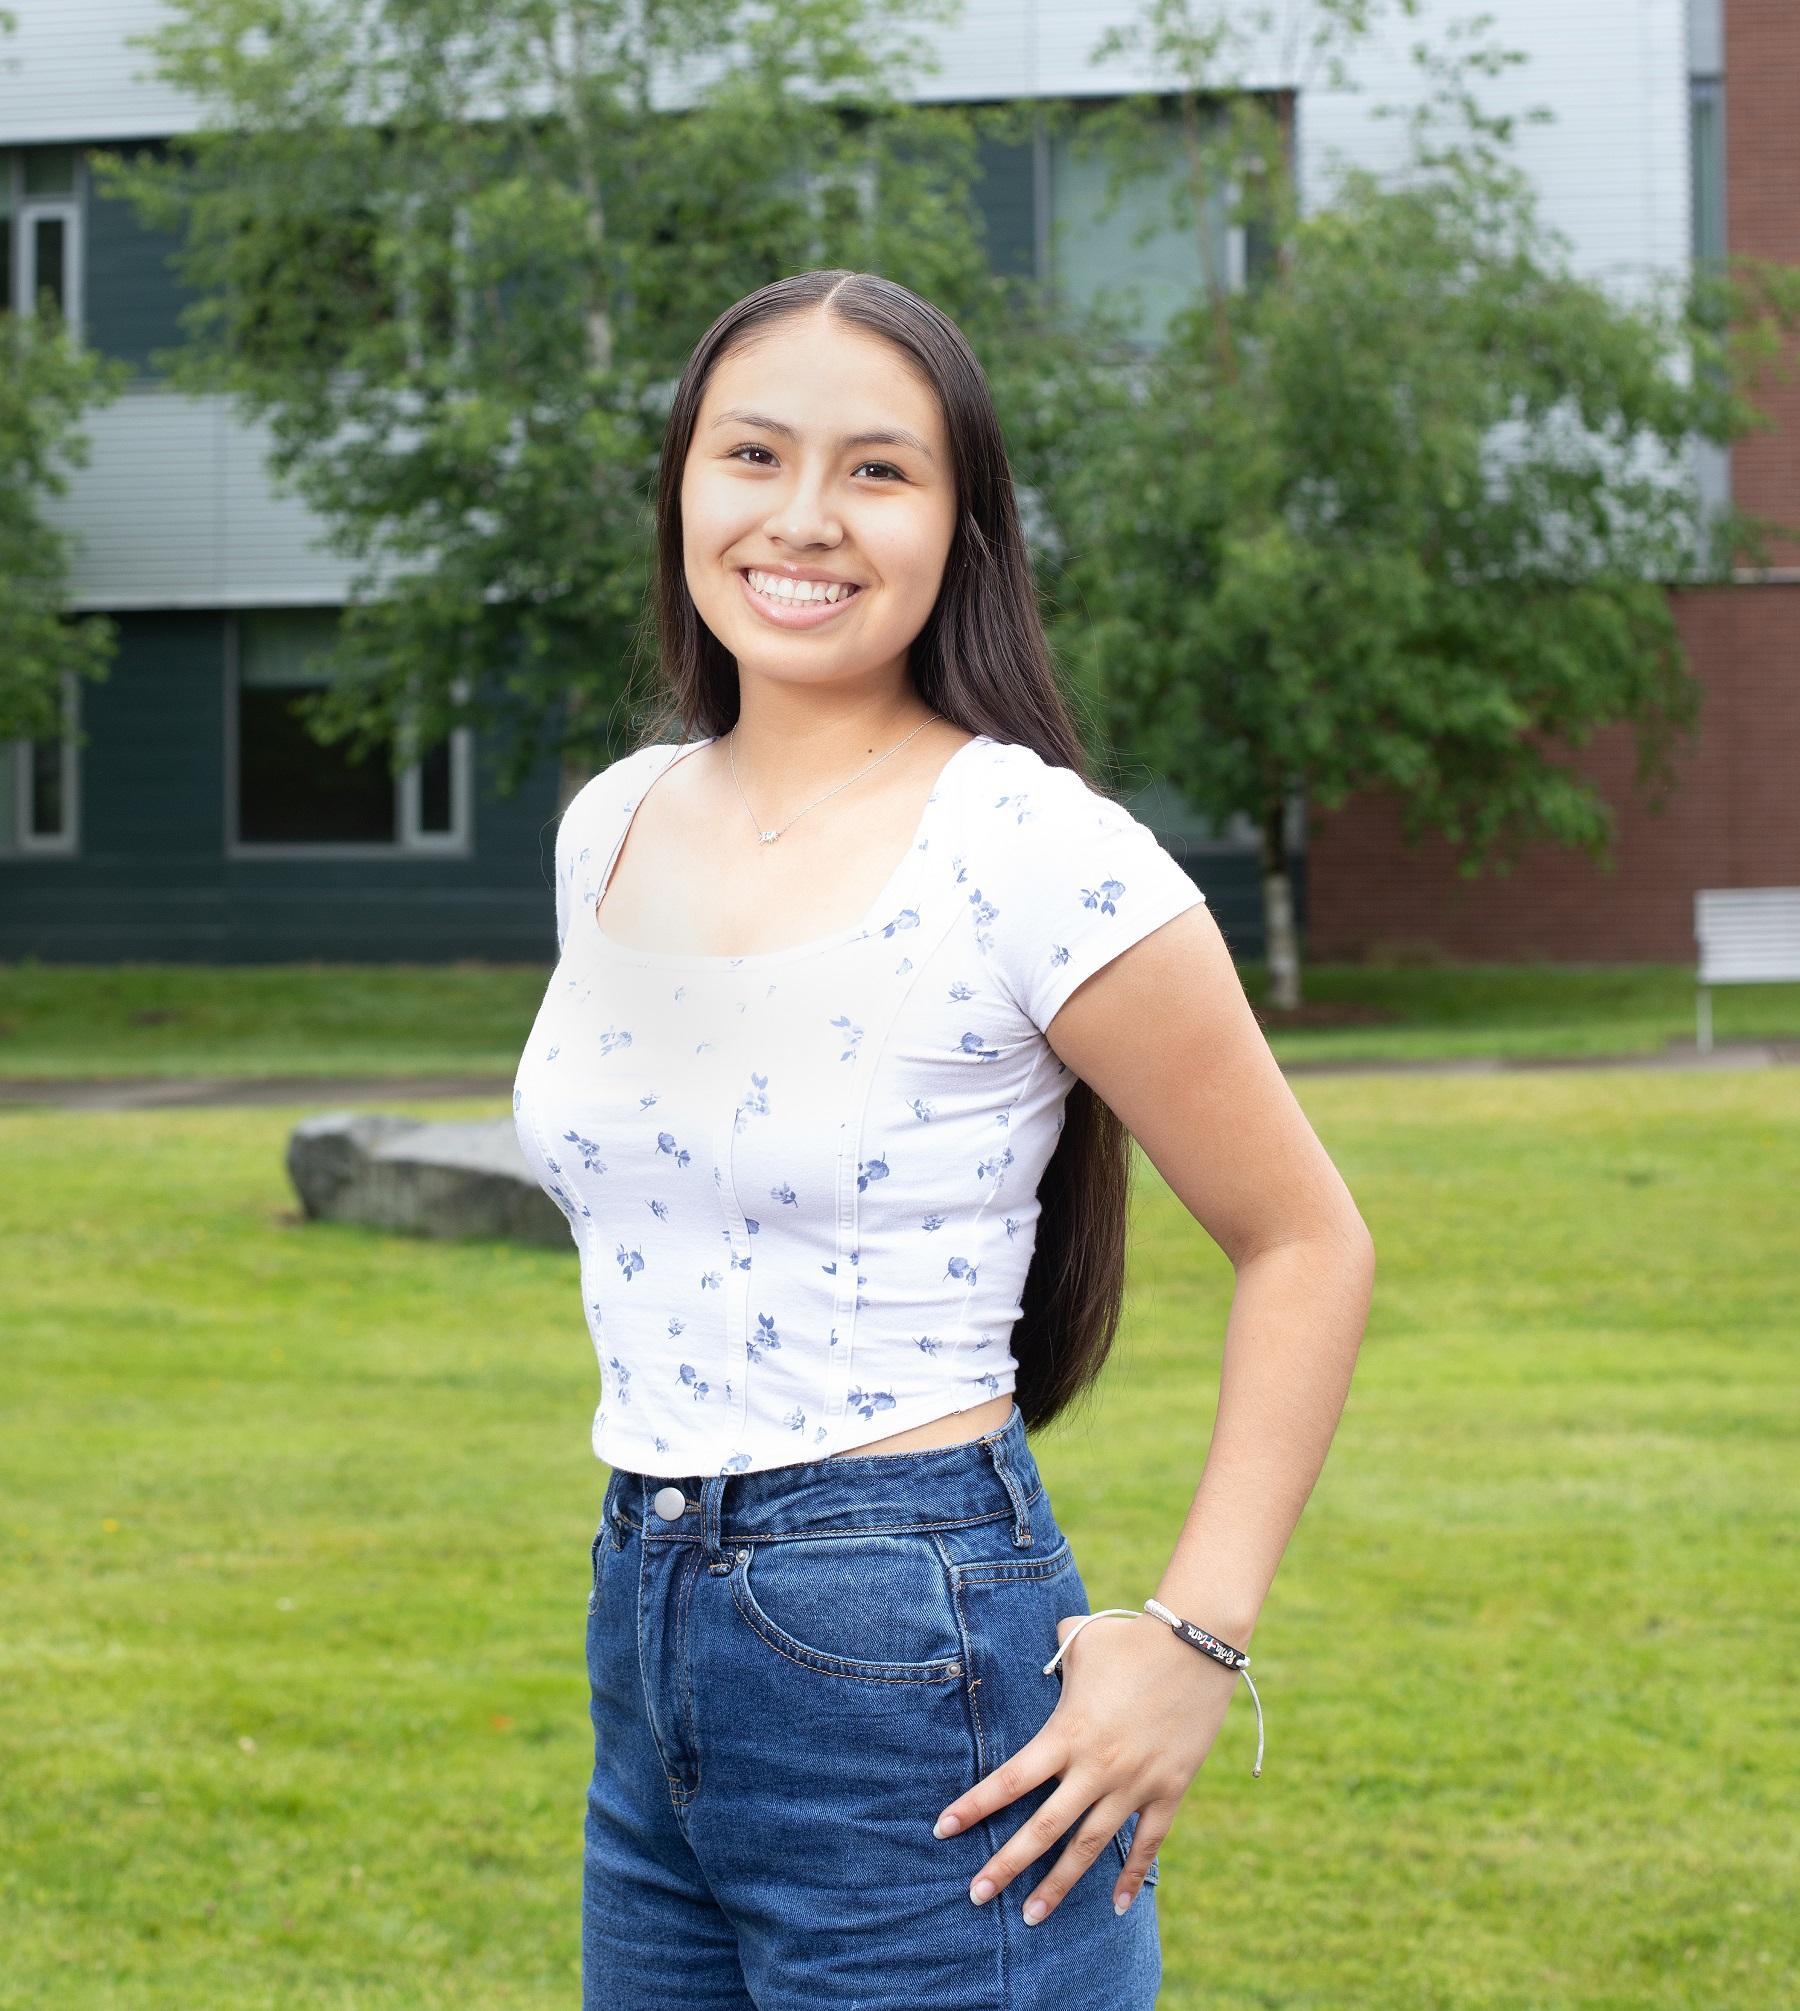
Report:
512,732,1207,1478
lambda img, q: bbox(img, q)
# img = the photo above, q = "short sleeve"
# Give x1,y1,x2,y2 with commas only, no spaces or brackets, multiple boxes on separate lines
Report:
975,754,1207,1034
551,745,679,955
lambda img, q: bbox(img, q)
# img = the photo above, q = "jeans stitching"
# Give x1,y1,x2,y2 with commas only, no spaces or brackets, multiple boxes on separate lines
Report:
727,1546,965,1686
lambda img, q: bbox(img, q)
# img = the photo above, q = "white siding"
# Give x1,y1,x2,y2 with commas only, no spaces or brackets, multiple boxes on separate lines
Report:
42,390,351,610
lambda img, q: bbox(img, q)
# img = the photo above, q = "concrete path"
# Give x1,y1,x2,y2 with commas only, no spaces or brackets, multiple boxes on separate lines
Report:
2,1042,1796,1111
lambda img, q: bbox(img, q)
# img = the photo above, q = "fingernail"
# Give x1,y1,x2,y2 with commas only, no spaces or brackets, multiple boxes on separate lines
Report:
934,1815,959,1838
1114,1892,1133,1916
969,1878,995,1905
1022,1898,1048,1925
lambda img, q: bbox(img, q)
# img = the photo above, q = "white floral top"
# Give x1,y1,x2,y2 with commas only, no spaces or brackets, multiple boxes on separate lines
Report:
511,733,1208,1478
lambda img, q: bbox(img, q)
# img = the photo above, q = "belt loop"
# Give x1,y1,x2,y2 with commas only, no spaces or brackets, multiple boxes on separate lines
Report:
702,1472,724,1553
982,1408,1033,1547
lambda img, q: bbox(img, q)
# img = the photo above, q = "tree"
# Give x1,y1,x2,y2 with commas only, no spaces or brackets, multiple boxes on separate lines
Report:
90,0,1014,807
0,7,129,750
1022,1,1800,1009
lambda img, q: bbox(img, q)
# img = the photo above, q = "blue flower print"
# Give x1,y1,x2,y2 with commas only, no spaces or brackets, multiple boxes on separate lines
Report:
948,979,976,1001
847,1387,898,1421
700,1269,723,1289
729,1248,752,1273
1005,1216,1025,1240
649,1199,669,1221
830,1014,863,1063
877,906,921,939
993,788,1035,827
654,1435,670,1454
721,1450,753,1473
745,1313,782,1363
745,1217,759,1235
563,1129,605,1173
957,1031,1000,1062
782,1407,807,1433
856,1155,890,1193
966,886,1000,952
771,1182,798,1206
655,1132,691,1168
674,984,686,1002
615,1243,645,1281
544,1158,591,1220
512,1087,522,1113
915,1335,943,1357
1078,875,1126,917
734,1070,770,1134
608,1357,632,1406
905,1097,937,1121
638,1092,661,1109
974,1372,1000,1398
944,1255,978,1285
545,1043,560,1063
596,1027,632,1056
976,1144,1015,1184
678,1362,712,1401
922,1212,947,1231
666,1316,686,1336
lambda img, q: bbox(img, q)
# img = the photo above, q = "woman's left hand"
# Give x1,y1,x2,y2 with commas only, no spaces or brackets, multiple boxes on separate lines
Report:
930,1610,1241,1920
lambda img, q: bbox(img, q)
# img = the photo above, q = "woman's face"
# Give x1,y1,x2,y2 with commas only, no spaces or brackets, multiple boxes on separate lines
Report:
680,312,957,700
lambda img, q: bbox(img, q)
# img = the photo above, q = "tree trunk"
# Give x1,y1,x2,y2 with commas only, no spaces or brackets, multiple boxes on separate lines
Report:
1260,795,1302,1012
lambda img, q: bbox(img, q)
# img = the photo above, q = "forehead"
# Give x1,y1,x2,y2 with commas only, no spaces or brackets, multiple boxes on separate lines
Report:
699,316,943,444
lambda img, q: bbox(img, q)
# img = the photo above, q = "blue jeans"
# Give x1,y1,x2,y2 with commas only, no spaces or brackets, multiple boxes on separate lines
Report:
582,1401,1163,2008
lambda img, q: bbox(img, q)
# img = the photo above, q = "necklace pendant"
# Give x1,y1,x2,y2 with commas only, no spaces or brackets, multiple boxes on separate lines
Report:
759,829,779,844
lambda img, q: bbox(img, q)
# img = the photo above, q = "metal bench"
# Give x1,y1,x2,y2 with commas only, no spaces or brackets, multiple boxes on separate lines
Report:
1694,888,1800,1053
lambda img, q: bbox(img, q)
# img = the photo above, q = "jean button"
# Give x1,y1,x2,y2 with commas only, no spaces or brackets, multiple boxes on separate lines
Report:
653,1485,686,1521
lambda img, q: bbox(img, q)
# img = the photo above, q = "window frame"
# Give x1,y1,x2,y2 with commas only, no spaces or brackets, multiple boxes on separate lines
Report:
4,145,86,333
223,609,474,859
1,670,82,857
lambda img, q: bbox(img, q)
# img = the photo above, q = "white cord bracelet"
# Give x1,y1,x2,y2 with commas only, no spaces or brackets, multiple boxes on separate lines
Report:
1041,1602,1265,1777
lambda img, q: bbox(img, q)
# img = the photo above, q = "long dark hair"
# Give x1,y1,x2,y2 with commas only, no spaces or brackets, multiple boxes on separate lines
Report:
630,267,1142,1441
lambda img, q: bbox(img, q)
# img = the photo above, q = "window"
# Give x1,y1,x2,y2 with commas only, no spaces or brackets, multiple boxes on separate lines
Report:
1689,78,1725,269
2,145,84,331
965,100,1265,349
0,673,80,856
229,608,471,853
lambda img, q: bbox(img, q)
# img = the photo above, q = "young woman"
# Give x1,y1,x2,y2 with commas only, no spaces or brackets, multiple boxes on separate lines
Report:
513,269,1375,2009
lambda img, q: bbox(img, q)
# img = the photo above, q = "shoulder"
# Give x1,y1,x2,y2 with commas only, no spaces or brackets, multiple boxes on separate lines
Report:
959,738,1145,854
559,741,681,852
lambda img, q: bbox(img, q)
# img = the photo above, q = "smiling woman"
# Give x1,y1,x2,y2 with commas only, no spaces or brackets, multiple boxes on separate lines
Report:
678,312,959,671
513,268,1375,2011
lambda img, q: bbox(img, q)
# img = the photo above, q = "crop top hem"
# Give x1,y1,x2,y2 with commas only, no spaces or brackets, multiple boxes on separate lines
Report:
592,1371,1022,1480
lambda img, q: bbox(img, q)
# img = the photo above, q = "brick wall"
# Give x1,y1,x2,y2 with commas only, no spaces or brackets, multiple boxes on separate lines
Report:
1304,585,1800,963
1728,0,1800,567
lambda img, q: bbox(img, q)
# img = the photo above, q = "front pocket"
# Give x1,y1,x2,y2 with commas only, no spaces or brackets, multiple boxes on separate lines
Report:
586,1522,607,1616
728,1533,966,1685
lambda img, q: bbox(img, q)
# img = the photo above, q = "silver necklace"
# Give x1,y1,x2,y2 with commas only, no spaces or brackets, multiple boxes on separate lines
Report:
727,715,943,845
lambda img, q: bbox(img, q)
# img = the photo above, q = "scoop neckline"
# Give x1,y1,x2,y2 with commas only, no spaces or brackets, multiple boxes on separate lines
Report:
583,731,995,972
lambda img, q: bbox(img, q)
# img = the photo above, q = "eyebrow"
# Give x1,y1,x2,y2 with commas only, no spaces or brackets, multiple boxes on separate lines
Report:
708,407,936,464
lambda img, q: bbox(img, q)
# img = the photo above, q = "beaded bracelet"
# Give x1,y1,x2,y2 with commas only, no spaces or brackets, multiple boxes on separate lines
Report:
1041,1601,1265,1777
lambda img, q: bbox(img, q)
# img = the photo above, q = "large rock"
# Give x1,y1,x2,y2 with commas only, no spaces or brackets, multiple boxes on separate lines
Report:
285,1111,571,1247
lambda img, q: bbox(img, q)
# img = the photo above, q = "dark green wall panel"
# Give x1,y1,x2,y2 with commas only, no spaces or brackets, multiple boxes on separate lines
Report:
84,140,200,380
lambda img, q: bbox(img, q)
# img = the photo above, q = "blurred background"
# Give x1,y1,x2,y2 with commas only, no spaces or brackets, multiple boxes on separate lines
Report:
1,2,1795,2006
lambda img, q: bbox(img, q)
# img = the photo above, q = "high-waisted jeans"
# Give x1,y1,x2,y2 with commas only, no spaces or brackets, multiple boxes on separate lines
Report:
581,1400,1163,2009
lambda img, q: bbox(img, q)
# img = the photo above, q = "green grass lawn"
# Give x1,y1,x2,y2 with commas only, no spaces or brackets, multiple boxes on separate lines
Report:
1,958,1797,1077
1,1071,1794,2008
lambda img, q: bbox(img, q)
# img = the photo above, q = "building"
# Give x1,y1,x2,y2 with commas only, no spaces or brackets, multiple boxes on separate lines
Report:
1,0,1769,964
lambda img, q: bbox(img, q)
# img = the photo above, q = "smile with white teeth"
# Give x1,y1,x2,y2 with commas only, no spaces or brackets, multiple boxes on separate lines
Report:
743,568,863,605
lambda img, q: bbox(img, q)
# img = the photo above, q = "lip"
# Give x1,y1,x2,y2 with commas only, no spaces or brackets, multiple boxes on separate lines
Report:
735,567,866,630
